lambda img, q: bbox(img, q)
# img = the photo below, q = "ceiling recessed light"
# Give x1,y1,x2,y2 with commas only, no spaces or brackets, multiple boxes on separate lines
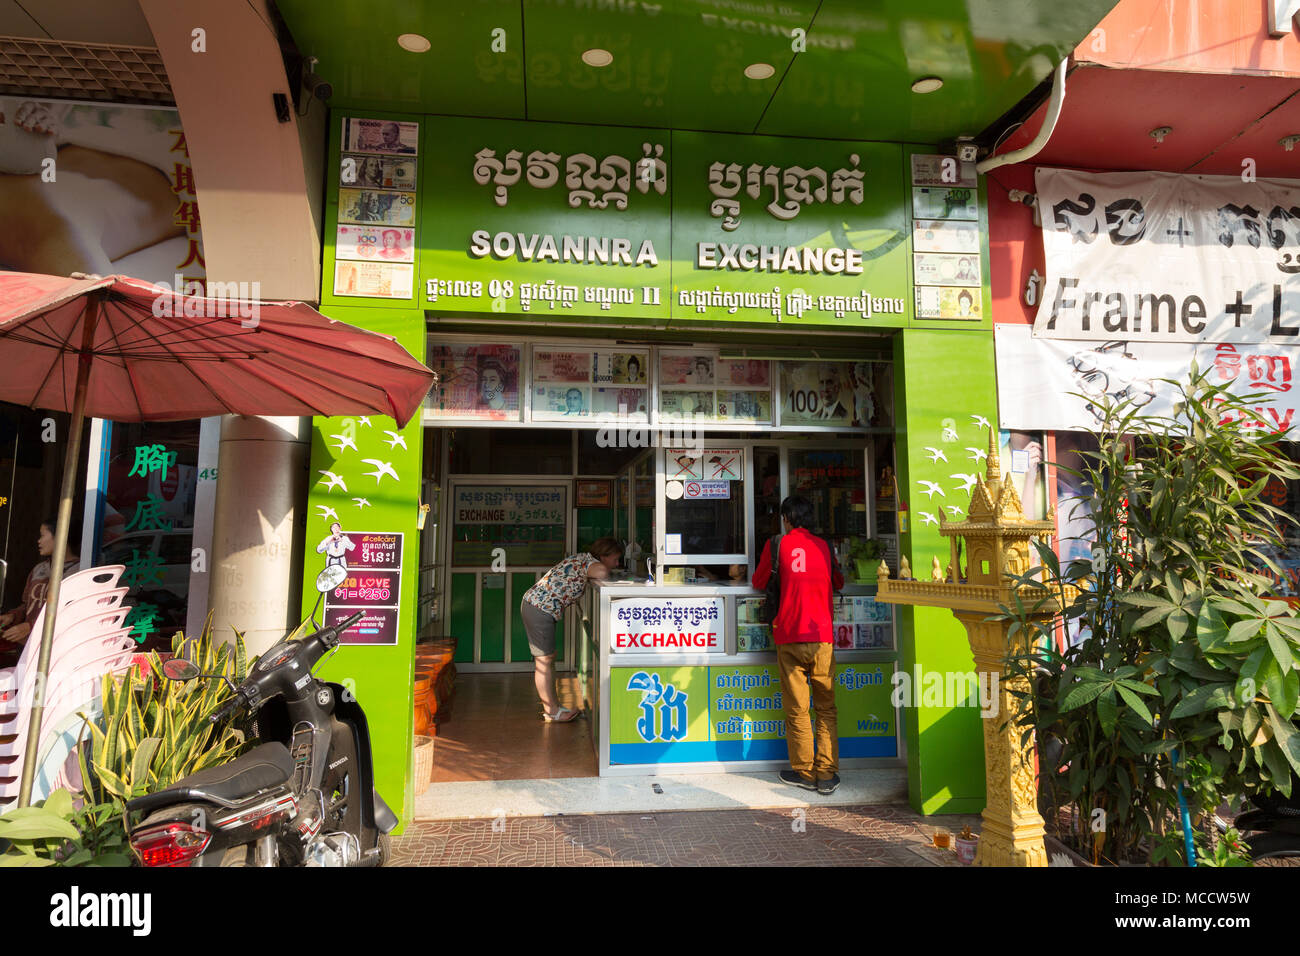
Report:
582,48,613,67
398,33,431,53
911,76,943,94
744,63,775,80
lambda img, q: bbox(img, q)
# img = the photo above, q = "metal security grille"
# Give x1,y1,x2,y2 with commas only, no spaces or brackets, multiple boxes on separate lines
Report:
0,35,172,104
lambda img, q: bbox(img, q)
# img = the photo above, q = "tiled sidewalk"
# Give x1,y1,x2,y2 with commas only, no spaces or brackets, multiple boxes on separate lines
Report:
390,803,982,867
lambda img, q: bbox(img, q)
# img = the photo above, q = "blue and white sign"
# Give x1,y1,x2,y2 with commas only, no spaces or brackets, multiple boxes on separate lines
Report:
684,480,730,499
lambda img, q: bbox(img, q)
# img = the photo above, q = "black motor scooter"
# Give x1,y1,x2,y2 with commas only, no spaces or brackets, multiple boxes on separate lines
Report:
1234,773,1300,865
125,566,398,867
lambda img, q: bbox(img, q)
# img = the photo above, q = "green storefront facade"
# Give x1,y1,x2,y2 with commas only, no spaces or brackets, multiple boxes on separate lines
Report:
300,107,998,824
269,0,1119,828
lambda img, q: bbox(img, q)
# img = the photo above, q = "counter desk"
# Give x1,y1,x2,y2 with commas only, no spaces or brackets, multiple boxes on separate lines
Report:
577,578,904,776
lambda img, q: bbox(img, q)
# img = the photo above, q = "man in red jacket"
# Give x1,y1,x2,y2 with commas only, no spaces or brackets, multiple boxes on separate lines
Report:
752,495,844,795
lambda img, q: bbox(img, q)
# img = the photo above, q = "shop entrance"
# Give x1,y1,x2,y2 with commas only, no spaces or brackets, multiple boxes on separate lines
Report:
443,478,570,670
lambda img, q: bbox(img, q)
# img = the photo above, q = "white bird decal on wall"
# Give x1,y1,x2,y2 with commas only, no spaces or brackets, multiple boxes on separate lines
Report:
316,505,339,522
924,447,948,464
919,511,939,527
318,470,347,493
971,414,991,430
946,505,964,518
328,433,357,454
951,473,978,493
361,459,399,483
917,480,945,499
352,498,371,509
383,430,408,450
967,447,988,464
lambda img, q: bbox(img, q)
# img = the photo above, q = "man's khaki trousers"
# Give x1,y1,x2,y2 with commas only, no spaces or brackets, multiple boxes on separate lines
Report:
776,641,838,781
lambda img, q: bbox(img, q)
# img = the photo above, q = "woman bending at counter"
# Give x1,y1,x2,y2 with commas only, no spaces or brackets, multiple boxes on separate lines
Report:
520,537,622,722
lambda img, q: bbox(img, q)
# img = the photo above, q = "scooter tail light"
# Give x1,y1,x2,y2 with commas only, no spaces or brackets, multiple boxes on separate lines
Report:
130,822,212,867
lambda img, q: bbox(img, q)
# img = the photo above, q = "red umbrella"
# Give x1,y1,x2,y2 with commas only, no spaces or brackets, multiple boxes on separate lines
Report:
0,270,435,806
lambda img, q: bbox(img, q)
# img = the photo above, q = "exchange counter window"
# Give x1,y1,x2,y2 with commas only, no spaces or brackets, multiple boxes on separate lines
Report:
663,446,746,560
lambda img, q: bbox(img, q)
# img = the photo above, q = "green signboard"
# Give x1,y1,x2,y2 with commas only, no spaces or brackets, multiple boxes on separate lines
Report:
609,662,896,764
324,114,947,330
670,132,908,327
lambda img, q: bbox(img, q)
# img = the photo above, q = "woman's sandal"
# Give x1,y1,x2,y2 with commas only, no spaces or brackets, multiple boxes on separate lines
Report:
544,706,580,722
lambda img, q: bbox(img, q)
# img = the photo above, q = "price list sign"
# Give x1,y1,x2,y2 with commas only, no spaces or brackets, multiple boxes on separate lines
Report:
324,532,404,645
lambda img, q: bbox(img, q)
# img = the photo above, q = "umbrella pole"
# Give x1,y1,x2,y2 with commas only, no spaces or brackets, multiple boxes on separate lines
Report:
16,297,99,808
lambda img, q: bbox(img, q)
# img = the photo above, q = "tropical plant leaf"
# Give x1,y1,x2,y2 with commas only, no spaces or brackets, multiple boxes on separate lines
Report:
1169,683,1236,718
1116,684,1155,726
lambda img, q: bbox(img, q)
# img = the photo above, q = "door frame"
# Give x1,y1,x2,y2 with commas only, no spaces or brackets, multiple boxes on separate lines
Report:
441,476,574,672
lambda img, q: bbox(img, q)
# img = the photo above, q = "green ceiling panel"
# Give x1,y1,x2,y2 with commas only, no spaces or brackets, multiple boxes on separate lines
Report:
279,0,526,117
274,0,1118,143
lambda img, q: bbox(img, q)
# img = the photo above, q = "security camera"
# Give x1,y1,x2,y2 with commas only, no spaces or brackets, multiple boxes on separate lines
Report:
956,141,979,163
303,71,332,102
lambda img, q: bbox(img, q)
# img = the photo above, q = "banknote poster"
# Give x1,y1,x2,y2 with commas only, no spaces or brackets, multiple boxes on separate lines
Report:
659,390,714,420
913,219,980,253
718,359,771,388
590,387,649,420
342,117,419,155
335,224,415,263
426,344,521,420
534,385,591,418
716,390,771,422
532,350,592,383
333,260,413,299
909,154,976,187
338,189,417,226
915,286,980,320
779,361,853,425
609,352,648,384
340,153,417,191
914,252,980,287
660,353,715,385
911,185,978,221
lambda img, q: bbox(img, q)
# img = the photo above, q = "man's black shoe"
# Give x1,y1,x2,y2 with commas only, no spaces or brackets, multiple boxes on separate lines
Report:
817,774,841,795
780,770,818,791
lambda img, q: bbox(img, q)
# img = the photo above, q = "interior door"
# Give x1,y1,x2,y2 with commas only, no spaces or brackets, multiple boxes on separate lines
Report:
444,480,570,670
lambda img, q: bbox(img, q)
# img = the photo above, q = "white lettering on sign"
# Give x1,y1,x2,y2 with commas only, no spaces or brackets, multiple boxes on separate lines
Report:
469,230,659,267
694,241,863,275
614,631,720,650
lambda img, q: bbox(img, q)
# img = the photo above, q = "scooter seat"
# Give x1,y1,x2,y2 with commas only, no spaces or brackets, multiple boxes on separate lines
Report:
127,742,293,815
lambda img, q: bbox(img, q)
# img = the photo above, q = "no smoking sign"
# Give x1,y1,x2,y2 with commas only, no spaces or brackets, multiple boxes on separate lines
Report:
684,480,730,499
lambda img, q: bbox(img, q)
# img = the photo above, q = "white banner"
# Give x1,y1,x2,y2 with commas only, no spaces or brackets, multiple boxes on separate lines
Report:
996,325,1300,434
1032,169,1300,344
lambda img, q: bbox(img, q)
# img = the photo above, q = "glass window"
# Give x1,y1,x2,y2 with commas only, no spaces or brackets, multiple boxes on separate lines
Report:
666,495,743,557
101,421,201,649
789,448,867,573
577,430,643,475
664,446,746,558
449,428,572,475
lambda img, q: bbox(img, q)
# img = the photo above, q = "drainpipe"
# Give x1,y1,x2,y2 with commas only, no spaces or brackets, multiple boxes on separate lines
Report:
976,59,1070,175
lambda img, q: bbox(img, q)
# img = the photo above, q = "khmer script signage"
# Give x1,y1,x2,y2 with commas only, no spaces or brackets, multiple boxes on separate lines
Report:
399,116,917,326
1032,168,1300,344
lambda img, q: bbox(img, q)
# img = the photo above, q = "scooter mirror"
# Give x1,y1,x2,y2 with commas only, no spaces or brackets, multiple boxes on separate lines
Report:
316,565,347,593
161,658,201,681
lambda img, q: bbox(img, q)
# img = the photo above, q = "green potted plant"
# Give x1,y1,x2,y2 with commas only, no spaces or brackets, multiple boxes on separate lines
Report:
848,538,887,585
